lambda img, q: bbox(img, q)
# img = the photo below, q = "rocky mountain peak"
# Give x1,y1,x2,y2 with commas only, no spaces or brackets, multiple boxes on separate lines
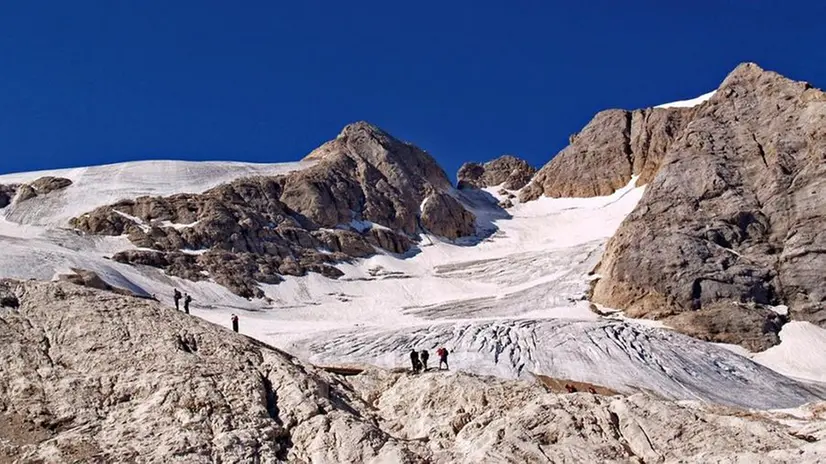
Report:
718,61,814,101
519,62,809,203
720,62,772,87
336,120,389,140
70,122,476,298
303,121,451,190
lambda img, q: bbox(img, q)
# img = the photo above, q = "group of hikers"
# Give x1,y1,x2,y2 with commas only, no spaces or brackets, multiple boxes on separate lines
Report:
409,347,449,373
173,288,239,333
172,288,193,314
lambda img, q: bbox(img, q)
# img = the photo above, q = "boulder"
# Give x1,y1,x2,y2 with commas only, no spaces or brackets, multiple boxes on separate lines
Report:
56,268,139,297
15,184,37,203
13,176,73,203
420,192,477,239
57,268,113,291
30,176,73,195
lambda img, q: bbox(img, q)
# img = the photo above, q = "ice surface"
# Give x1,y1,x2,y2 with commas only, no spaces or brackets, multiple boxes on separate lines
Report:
1,163,824,410
294,319,823,409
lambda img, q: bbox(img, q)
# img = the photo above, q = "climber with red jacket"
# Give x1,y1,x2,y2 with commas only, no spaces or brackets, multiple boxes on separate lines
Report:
437,347,449,370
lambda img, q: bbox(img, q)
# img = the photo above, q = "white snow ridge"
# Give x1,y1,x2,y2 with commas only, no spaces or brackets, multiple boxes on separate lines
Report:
1,162,826,413
655,90,716,108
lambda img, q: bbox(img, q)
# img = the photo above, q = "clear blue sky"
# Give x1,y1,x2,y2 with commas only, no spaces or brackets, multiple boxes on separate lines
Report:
1,1,825,177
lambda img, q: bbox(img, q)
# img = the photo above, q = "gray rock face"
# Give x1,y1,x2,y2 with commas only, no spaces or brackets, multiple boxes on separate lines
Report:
71,122,475,297
0,185,16,209
13,176,73,203
420,192,477,239
520,106,696,201
592,63,826,343
2,279,824,463
293,121,453,234
457,155,536,190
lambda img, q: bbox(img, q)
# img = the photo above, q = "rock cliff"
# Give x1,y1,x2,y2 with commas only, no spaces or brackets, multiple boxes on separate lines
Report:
70,122,477,298
591,63,826,347
520,107,696,201
1,279,824,463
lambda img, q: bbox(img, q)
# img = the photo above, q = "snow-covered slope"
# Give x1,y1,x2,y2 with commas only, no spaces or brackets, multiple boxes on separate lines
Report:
1,161,824,410
0,159,312,226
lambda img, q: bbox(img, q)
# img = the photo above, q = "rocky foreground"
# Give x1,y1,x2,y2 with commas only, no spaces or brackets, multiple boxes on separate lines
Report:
2,280,825,463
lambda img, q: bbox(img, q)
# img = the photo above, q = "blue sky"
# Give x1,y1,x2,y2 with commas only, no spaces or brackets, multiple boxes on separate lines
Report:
1,1,825,177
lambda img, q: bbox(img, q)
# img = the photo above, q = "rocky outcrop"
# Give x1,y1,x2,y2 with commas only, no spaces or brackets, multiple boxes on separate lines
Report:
592,63,826,343
292,121,453,234
71,122,476,297
14,176,73,203
2,279,824,463
420,192,477,239
457,155,536,190
0,279,421,463
56,268,142,298
0,184,17,208
520,106,696,201
665,302,787,352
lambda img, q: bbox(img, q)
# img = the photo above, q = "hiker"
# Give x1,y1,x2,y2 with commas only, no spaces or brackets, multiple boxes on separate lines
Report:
183,293,192,314
410,349,421,373
231,314,239,333
420,349,429,371
173,288,182,311
437,347,449,370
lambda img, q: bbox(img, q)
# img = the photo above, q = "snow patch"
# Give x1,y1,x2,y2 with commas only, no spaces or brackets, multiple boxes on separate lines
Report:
753,322,826,383
157,219,200,230
655,90,716,109
345,218,390,233
113,210,150,233
181,248,209,256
